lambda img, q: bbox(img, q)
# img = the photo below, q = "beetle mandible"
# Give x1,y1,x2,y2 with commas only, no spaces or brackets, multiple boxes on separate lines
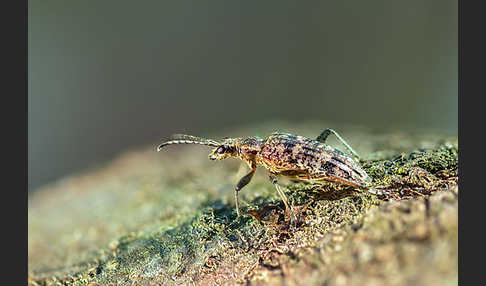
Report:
157,128,372,222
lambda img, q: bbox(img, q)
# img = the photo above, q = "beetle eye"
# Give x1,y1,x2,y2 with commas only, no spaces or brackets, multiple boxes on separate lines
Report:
217,146,226,154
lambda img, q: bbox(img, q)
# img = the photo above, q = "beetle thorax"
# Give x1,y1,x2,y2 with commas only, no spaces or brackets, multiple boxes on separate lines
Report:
238,137,264,156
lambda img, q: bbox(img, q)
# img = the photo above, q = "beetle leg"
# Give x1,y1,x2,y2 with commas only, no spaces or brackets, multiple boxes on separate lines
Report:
269,174,296,226
234,163,256,216
316,128,361,159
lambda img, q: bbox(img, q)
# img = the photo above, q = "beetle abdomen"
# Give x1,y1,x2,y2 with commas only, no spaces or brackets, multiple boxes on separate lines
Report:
258,133,371,188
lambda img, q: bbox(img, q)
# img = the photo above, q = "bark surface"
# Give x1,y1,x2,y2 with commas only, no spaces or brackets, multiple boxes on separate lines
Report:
28,122,458,286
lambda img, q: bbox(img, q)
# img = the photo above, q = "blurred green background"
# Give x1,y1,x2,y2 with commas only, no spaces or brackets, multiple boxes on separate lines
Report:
28,0,457,192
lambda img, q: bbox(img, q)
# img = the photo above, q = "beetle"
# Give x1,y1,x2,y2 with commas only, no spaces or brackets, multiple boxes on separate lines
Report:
157,128,372,223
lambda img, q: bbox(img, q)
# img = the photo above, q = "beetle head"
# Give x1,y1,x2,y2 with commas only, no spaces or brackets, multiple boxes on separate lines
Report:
209,139,238,160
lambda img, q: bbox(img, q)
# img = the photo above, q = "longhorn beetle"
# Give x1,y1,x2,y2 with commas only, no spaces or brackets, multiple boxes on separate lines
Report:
157,129,372,223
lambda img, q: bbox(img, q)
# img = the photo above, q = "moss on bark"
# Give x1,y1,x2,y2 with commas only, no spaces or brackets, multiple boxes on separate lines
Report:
28,122,457,286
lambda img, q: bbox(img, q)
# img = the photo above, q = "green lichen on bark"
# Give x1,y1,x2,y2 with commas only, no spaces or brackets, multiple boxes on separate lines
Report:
28,122,457,286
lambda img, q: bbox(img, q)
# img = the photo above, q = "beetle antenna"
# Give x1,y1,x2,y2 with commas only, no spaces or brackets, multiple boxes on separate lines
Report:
157,134,220,151
170,134,220,145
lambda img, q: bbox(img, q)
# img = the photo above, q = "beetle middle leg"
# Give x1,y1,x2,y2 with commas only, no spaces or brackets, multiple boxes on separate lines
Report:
316,128,360,159
269,174,296,226
234,163,256,216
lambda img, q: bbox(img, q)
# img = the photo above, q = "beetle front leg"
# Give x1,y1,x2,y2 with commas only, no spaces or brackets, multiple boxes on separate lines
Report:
234,166,256,217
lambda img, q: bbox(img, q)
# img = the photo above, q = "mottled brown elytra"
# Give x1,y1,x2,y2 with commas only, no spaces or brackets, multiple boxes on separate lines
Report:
157,129,372,224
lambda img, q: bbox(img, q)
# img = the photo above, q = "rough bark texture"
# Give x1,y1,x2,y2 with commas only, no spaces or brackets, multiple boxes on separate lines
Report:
28,122,458,286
